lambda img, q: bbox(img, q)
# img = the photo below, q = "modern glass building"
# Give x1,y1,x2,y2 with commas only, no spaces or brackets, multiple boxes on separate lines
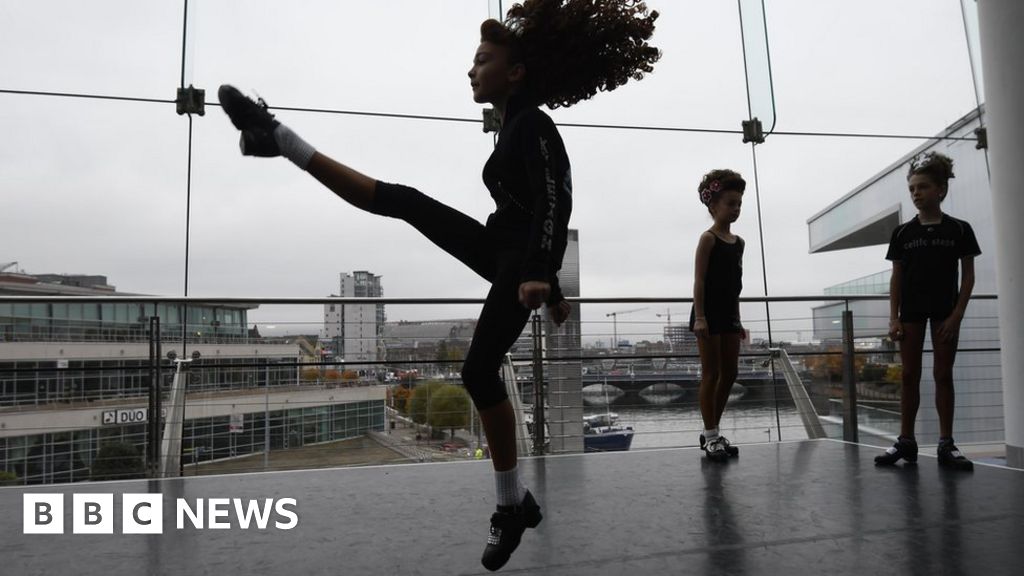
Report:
0,271,386,484
0,399,384,485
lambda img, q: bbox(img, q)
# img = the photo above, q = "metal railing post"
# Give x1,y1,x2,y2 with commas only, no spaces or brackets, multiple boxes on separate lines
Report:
147,316,161,478
264,359,270,470
531,313,545,454
841,309,858,442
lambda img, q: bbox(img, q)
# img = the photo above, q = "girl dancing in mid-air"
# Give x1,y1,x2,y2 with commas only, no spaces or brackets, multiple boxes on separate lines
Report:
219,1,659,570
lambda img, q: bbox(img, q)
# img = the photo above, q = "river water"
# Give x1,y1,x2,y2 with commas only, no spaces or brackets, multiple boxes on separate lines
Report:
582,387,810,449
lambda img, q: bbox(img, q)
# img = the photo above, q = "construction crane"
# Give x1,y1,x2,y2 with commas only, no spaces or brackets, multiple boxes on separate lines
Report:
655,308,684,326
605,307,647,351
656,308,685,352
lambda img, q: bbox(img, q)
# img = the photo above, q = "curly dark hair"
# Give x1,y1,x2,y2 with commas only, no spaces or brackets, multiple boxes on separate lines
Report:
480,0,660,109
907,151,955,189
697,169,746,212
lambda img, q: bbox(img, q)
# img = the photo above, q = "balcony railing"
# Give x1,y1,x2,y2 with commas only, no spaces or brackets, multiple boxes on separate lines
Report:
0,294,1002,486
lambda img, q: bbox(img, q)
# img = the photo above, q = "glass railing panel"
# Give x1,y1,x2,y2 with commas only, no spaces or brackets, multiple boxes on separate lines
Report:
738,0,776,134
0,295,1004,485
764,1,976,135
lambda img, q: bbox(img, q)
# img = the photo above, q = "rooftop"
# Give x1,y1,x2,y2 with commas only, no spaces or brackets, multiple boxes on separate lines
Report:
4,439,1021,575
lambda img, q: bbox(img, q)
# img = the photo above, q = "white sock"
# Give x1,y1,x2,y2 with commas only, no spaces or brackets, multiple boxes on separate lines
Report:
704,428,719,441
495,466,527,507
273,124,316,169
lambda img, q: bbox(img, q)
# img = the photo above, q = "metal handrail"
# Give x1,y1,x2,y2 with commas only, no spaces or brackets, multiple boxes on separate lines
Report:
0,294,1001,305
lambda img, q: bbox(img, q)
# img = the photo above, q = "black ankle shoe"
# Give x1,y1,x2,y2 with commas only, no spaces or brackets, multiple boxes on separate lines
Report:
718,435,739,457
700,433,739,457
875,436,918,466
481,490,542,572
938,439,974,471
218,84,281,157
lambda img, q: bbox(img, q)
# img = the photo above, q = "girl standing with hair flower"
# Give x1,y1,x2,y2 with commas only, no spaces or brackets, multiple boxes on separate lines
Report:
689,169,746,462
218,1,659,570
875,151,980,471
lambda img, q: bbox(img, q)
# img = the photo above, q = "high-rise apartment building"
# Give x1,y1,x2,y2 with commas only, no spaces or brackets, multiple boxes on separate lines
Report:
323,271,385,363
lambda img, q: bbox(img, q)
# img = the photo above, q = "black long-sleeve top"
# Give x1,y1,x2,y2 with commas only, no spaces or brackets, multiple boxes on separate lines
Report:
482,95,573,294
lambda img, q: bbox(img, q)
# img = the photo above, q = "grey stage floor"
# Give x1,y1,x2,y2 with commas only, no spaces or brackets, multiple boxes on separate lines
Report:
2,439,1023,575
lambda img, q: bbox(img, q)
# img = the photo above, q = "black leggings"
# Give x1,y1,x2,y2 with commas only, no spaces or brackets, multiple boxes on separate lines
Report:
371,181,531,410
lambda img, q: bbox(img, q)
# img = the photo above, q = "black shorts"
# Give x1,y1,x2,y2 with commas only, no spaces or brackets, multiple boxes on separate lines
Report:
900,299,955,324
689,306,743,336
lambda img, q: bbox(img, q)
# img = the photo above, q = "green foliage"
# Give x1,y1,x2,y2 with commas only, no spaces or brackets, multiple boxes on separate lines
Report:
884,365,903,385
805,349,867,382
436,340,465,364
408,380,446,425
428,384,471,437
860,363,888,382
90,442,144,481
0,470,19,486
408,381,472,438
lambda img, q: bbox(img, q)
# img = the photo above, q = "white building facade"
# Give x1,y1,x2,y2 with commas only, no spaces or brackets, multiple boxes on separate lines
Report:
323,271,385,363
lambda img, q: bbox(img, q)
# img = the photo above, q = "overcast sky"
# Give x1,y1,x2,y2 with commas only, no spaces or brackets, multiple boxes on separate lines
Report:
0,1,980,343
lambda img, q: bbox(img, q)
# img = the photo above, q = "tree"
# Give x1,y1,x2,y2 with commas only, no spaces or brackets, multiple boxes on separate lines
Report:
90,442,144,481
429,384,471,439
445,345,465,362
884,365,902,385
0,470,19,486
300,368,321,382
341,370,359,381
408,380,446,425
860,363,888,382
390,385,412,413
805,348,867,382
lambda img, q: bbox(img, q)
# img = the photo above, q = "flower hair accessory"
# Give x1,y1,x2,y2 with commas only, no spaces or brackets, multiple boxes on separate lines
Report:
910,152,934,172
504,15,527,37
909,151,955,179
699,179,721,206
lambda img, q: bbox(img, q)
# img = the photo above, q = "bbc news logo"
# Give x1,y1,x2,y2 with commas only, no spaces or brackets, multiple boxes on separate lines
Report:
23,494,298,534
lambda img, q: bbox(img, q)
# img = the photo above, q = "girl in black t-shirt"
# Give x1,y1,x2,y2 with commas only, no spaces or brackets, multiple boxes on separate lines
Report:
875,152,980,471
689,169,746,462
218,2,660,570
